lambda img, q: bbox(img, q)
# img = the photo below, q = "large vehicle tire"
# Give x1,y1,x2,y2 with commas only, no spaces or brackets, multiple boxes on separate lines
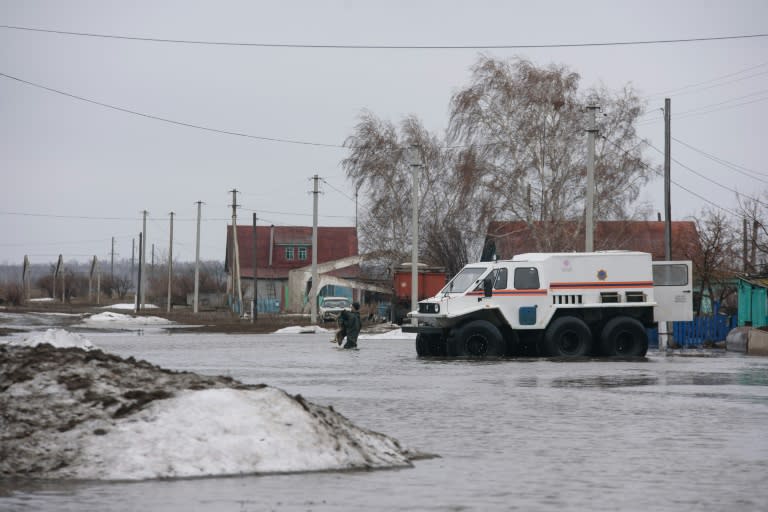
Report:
544,316,592,357
600,316,648,357
449,320,505,358
415,334,447,357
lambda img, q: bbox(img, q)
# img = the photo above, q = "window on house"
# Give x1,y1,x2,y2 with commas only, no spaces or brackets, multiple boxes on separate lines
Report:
298,247,307,260
285,247,294,260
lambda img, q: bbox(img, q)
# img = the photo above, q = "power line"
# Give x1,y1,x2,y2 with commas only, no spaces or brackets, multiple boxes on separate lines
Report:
0,210,235,222
601,136,740,217
647,140,766,211
321,178,356,202
0,238,113,247
671,137,768,180
0,210,139,220
644,62,768,99
240,206,353,219
0,71,348,149
638,92,768,125
1,24,766,49
0,208,354,222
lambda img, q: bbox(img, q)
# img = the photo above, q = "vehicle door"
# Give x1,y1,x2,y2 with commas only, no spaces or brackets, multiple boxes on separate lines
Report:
652,261,693,321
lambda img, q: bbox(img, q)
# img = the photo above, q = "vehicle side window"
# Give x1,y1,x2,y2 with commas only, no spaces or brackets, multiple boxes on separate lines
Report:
514,267,540,290
653,264,688,286
494,268,508,289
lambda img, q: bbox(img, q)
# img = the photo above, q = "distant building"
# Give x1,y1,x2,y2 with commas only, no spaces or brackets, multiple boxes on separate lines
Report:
481,220,701,261
225,225,388,314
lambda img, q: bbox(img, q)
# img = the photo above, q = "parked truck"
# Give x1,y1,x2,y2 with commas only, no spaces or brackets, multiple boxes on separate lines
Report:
402,251,692,358
392,263,447,325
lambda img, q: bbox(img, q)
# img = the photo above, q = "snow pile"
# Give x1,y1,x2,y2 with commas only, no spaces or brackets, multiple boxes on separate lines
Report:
3,328,96,351
273,325,332,334
78,387,412,479
0,340,421,480
82,311,172,327
101,303,158,310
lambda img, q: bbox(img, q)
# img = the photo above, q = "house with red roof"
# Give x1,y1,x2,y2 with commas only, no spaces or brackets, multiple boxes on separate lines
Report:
481,220,701,261
225,225,388,314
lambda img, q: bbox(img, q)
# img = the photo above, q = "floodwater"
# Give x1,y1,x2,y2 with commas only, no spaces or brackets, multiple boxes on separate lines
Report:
2,322,768,512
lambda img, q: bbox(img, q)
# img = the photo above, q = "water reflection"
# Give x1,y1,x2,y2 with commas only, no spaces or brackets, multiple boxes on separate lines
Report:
551,375,659,388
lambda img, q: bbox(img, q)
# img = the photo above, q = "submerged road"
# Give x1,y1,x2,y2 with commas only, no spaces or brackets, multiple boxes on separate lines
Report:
2,324,767,511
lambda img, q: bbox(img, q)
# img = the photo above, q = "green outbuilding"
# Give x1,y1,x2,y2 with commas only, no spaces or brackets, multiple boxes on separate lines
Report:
737,276,768,328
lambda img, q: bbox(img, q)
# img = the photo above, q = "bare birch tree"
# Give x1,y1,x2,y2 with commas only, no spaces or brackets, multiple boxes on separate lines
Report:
342,111,494,275
343,56,656,270
448,56,653,251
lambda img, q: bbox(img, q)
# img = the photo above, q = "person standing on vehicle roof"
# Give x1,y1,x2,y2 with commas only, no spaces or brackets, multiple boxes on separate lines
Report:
338,302,362,349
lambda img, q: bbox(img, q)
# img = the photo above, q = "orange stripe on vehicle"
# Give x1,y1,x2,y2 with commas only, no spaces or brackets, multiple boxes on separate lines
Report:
467,289,547,296
549,281,653,289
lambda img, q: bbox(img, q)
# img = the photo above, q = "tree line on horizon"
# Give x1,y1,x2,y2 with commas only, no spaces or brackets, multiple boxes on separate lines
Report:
0,259,227,307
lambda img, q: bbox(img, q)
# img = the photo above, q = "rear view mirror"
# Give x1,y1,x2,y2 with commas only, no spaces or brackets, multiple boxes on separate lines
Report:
483,277,493,297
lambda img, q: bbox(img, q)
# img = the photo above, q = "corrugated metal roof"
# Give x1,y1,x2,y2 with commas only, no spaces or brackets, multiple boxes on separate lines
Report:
738,275,768,288
484,220,700,261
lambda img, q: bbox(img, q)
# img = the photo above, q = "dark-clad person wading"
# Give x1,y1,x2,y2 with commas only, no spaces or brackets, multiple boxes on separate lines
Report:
337,302,362,349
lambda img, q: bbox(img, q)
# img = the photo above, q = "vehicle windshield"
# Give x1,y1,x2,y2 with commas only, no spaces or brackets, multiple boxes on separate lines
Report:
323,299,350,308
440,267,488,294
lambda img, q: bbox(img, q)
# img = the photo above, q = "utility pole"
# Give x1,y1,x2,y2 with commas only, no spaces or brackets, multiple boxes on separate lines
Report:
743,217,748,273
22,255,30,302
89,256,100,305
252,212,258,323
131,237,135,293
136,233,142,313
89,255,97,302
55,254,63,302
408,146,422,324
585,104,599,252
96,261,100,306
664,98,672,261
141,210,148,309
662,98,672,351
110,237,115,280
310,175,320,324
167,211,174,313
230,190,242,315
194,201,202,314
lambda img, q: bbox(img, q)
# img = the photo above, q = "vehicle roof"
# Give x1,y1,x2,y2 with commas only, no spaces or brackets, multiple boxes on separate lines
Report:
508,251,650,262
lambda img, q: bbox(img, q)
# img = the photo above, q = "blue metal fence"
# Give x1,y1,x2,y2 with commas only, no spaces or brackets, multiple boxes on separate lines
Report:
647,302,736,348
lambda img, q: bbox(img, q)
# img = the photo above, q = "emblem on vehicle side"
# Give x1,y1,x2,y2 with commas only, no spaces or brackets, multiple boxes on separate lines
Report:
597,269,607,281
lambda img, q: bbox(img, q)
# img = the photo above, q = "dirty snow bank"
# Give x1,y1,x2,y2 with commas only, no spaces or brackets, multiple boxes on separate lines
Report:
101,303,159,310
273,325,332,334
81,311,172,327
5,328,96,350
0,334,420,480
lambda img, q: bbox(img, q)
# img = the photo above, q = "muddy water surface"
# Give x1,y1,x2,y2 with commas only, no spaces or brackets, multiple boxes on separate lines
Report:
2,327,768,511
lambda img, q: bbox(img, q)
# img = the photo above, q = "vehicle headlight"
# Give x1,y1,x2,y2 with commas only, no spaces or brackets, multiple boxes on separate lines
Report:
418,303,440,314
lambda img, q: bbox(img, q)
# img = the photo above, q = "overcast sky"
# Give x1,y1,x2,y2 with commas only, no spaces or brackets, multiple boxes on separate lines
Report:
1,0,766,267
